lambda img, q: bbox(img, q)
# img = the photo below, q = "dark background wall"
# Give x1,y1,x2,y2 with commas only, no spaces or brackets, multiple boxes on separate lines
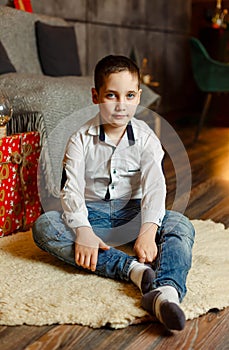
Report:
2,0,228,125
30,0,193,115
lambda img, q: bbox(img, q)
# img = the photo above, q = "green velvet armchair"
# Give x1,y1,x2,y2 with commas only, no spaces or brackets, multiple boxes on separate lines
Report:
189,37,229,141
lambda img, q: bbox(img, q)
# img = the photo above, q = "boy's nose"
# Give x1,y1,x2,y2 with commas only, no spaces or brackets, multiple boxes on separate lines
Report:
115,101,126,111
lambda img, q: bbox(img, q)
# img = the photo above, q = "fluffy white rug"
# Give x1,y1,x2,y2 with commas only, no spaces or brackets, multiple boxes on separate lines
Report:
0,220,228,329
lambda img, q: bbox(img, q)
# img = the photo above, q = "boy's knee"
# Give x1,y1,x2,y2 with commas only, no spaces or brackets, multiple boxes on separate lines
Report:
32,211,62,245
178,213,195,243
32,213,48,246
163,211,195,243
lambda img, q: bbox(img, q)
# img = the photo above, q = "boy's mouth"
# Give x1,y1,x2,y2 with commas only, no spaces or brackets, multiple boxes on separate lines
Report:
112,114,128,118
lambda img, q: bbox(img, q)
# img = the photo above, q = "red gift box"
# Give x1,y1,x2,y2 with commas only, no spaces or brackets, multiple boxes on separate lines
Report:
0,132,42,236
14,0,33,13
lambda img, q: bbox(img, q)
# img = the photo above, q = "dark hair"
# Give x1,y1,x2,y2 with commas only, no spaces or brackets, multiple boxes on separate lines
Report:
94,55,140,92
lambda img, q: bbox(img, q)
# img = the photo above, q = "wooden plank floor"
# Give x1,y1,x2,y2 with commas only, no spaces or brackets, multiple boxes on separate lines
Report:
0,126,229,350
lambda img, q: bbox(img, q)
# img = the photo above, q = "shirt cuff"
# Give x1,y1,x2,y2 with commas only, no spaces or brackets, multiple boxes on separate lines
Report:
141,209,165,227
62,212,91,229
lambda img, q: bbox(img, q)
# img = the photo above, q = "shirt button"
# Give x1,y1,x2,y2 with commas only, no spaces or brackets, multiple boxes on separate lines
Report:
111,185,114,189
113,169,116,174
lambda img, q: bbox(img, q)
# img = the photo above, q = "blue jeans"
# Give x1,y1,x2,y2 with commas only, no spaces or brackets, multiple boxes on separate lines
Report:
32,200,195,301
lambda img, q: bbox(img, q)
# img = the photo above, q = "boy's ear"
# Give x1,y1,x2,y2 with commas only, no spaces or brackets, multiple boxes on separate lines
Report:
91,87,99,104
137,88,142,104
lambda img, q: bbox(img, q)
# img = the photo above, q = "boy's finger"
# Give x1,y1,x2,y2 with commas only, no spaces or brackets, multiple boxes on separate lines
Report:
138,250,146,263
84,254,91,269
145,255,153,263
136,247,146,259
90,250,98,271
75,251,80,264
79,253,86,266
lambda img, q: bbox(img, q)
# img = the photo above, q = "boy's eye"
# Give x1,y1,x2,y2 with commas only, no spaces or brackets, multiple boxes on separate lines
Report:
127,93,136,99
106,93,116,99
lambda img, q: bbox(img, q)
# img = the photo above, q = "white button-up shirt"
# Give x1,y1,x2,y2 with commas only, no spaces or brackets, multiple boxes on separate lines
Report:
61,114,166,229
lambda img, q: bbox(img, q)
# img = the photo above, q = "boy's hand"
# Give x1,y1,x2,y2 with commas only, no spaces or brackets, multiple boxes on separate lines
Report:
134,223,158,263
75,227,110,272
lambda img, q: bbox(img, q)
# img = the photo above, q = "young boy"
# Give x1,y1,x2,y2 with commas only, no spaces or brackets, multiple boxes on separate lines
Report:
33,55,195,331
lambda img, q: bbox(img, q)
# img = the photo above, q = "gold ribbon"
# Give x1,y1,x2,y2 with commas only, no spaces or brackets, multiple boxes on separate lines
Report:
18,0,26,11
11,144,33,165
11,143,33,186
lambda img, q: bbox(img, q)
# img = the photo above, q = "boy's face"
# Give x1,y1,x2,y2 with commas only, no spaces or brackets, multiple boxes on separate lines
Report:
92,70,142,128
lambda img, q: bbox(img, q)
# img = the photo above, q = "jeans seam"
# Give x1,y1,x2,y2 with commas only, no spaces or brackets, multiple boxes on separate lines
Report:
124,257,136,281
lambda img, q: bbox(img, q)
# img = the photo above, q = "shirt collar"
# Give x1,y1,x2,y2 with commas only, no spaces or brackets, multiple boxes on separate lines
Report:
99,119,135,146
87,114,101,136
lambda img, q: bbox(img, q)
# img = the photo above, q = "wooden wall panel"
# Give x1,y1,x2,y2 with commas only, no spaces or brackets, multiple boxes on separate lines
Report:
31,0,87,20
1,0,193,114
72,22,87,75
163,34,193,111
87,0,165,30
86,24,164,76
166,0,191,32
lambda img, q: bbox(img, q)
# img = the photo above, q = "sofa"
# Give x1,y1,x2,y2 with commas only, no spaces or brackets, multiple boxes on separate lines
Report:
0,6,160,206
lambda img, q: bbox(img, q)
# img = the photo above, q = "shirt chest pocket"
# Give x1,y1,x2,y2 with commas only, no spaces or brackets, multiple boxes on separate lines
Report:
116,162,141,191
116,161,141,178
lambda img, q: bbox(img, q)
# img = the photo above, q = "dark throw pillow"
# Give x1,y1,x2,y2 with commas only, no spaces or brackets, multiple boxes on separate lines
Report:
0,41,16,74
35,21,81,77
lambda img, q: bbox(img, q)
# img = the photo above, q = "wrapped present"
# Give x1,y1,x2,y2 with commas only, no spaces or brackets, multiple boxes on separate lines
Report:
13,0,33,12
0,132,42,236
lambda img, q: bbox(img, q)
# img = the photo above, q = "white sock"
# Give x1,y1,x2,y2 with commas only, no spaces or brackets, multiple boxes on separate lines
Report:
153,286,179,320
129,260,150,290
141,285,185,330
